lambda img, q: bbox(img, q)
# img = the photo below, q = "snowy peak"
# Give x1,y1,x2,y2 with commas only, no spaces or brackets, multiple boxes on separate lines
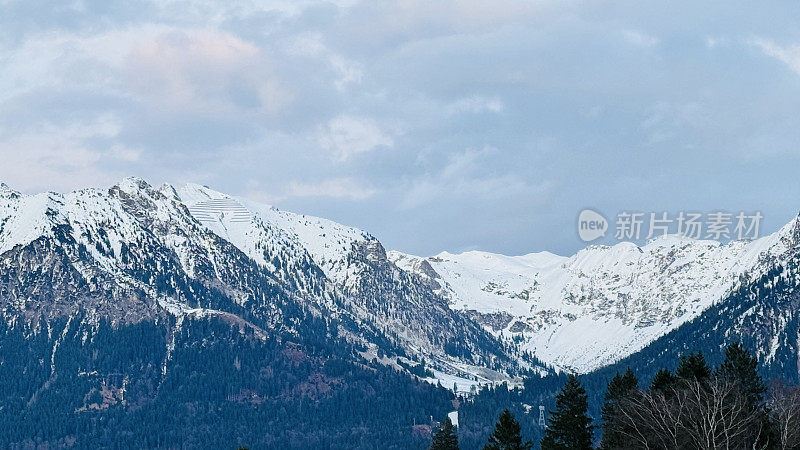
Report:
114,176,152,193
776,213,800,248
176,183,376,287
173,183,521,378
176,183,248,206
175,183,257,235
0,182,20,198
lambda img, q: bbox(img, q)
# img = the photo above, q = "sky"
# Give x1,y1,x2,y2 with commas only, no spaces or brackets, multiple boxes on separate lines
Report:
1,0,800,257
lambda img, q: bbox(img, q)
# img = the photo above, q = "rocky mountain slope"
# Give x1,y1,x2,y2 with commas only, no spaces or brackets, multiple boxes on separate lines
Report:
0,178,529,389
175,183,531,382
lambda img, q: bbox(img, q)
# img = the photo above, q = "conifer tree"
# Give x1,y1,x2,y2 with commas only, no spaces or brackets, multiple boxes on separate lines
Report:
717,343,766,403
483,409,532,450
619,368,637,391
430,416,459,450
541,375,593,450
676,351,711,381
600,368,637,449
718,343,772,447
650,368,676,394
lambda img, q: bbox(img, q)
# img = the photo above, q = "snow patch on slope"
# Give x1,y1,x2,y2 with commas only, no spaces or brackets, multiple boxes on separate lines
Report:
177,183,374,286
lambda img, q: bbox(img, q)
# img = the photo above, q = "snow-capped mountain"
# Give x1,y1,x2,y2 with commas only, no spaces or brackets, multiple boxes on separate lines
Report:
4,176,798,380
0,177,316,328
0,178,525,387
174,183,525,382
390,217,800,372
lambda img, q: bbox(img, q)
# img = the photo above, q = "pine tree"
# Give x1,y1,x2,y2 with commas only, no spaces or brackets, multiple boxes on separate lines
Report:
717,343,766,403
619,368,637,392
541,375,593,450
675,351,710,381
600,368,637,449
483,409,532,450
717,343,772,447
430,416,459,450
650,368,676,394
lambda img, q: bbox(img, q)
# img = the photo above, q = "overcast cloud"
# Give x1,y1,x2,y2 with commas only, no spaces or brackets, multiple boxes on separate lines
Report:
1,0,800,256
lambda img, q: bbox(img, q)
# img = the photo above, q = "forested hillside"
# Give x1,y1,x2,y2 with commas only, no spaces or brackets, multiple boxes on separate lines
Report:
0,313,456,448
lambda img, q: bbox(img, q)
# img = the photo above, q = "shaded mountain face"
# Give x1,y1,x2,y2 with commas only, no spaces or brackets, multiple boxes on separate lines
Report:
391,216,800,372
592,247,800,384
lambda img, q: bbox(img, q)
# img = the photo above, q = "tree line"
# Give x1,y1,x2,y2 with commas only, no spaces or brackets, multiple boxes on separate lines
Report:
429,343,800,449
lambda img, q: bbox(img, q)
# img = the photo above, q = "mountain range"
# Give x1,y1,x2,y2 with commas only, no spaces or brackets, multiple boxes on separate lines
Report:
1,177,798,448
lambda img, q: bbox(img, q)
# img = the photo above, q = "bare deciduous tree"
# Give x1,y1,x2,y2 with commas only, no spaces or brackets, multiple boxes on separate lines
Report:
767,381,800,450
608,377,769,450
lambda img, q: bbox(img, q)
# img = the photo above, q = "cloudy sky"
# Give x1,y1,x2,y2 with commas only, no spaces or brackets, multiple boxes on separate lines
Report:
1,0,800,256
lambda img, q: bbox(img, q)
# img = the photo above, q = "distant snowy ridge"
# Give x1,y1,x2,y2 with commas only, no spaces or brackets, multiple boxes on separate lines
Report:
389,218,799,372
